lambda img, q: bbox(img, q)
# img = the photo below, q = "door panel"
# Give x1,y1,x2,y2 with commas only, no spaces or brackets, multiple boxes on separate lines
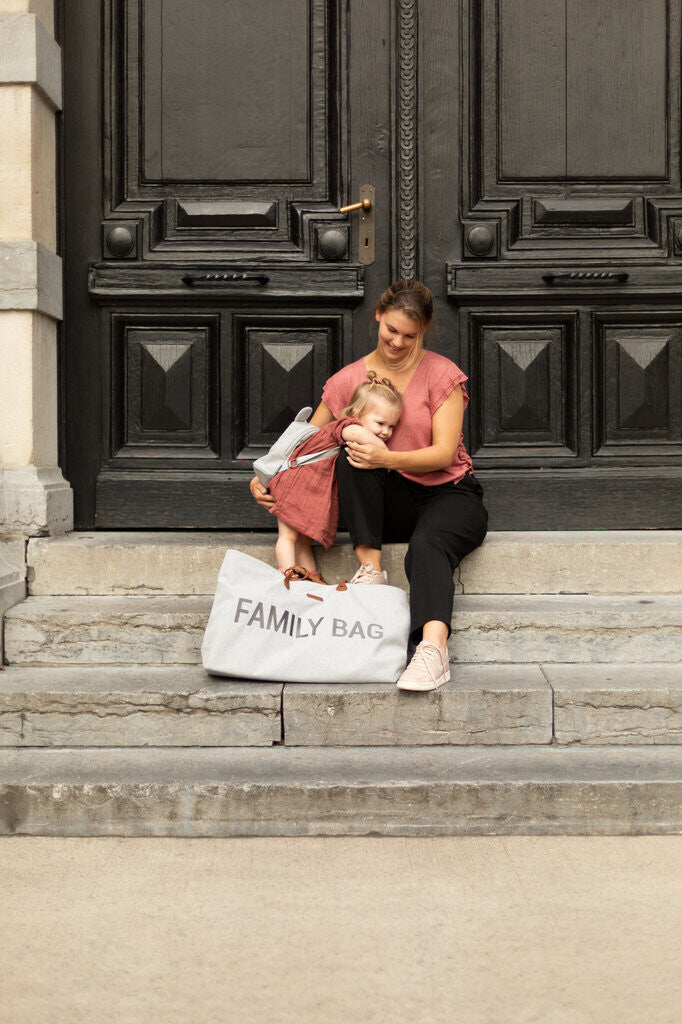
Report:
142,0,310,183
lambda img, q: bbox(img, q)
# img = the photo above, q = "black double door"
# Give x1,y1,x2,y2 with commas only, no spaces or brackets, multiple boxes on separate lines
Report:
62,1,682,529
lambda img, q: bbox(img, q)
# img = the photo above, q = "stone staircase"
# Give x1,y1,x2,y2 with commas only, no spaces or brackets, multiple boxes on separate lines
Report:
1,531,681,835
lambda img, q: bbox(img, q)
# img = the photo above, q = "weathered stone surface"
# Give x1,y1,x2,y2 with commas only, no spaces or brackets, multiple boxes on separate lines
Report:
547,664,682,745
4,746,682,836
0,666,281,746
27,532,266,596
27,531,682,597
0,539,26,661
283,665,552,745
0,467,73,536
0,241,62,319
7,594,681,667
4,596,211,665
460,530,682,595
448,595,682,664
0,13,62,108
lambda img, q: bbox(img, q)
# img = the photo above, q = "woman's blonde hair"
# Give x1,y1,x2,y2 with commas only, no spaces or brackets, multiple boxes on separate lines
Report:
342,371,403,419
375,279,434,371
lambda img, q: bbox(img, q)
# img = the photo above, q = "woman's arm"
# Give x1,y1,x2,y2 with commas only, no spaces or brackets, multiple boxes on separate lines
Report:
346,386,464,473
249,400,337,508
309,400,335,428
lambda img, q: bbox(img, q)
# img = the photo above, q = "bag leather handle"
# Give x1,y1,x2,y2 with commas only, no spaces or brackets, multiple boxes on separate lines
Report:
282,566,345,591
282,566,329,589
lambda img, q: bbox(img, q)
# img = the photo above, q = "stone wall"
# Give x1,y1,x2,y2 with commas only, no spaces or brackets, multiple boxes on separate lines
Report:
0,0,72,537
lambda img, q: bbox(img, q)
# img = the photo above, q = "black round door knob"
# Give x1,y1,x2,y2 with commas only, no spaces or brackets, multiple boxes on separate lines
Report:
318,227,347,261
465,224,495,256
106,226,135,257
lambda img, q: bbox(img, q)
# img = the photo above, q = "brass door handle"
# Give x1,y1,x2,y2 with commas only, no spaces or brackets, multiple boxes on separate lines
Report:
339,197,372,214
338,185,375,266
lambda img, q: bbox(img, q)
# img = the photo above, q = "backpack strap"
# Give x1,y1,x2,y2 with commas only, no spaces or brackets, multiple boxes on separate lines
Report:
286,444,343,470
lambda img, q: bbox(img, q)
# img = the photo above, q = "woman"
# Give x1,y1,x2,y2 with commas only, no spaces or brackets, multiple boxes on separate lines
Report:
250,279,488,692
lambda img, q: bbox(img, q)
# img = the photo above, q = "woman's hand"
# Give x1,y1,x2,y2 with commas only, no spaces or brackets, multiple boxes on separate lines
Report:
345,439,391,470
250,475,275,509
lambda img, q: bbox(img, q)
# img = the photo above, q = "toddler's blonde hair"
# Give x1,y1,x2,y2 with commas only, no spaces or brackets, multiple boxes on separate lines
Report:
341,371,403,419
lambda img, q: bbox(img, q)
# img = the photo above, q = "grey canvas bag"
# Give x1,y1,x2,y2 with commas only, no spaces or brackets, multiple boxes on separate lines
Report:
253,407,343,486
201,550,411,683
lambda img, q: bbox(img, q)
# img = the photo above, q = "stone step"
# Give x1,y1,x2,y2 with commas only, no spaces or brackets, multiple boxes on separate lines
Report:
4,745,682,836
284,665,552,746
447,594,682,664
0,539,26,662
4,594,681,666
1,663,679,748
0,664,551,747
26,530,682,596
548,664,682,745
0,667,281,747
284,664,682,747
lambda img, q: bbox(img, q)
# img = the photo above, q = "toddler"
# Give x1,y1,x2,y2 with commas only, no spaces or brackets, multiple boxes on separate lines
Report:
267,374,402,577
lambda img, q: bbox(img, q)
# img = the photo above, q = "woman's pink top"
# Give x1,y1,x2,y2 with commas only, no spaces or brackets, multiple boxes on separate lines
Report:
321,350,473,486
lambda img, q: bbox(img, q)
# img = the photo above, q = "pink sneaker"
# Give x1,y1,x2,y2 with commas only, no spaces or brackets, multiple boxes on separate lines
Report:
396,641,450,691
349,562,388,585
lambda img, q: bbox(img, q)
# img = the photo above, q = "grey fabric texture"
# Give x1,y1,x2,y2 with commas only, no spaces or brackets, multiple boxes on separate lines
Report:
202,550,410,683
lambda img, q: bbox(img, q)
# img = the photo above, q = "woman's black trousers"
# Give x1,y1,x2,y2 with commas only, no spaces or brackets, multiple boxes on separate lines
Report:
336,451,488,642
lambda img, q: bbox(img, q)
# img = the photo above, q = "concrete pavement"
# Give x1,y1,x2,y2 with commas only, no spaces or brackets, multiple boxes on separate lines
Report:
2,836,682,1023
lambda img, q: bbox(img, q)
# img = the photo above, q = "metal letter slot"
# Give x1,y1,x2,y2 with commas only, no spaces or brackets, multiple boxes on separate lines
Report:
340,185,375,266
182,272,269,287
542,271,628,285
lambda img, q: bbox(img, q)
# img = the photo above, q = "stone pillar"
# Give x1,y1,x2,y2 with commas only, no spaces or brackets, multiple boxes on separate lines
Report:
0,0,72,536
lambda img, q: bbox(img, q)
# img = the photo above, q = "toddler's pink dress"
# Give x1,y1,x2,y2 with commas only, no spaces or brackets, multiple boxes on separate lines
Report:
267,416,357,548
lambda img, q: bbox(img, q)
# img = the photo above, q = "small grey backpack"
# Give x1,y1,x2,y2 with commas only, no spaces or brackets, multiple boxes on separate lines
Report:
253,407,343,487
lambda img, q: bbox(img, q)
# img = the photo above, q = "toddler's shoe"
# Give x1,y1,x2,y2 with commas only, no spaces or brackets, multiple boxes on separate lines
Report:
349,562,388,585
396,641,450,691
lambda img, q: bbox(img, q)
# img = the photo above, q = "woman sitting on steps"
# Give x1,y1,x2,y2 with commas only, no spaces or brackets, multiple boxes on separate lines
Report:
250,278,488,692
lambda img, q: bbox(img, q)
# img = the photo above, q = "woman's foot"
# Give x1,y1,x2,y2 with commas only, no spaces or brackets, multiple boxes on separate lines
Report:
396,641,450,691
349,562,388,585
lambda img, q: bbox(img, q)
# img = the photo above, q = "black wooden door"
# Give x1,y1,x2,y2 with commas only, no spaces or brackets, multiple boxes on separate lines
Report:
62,1,682,529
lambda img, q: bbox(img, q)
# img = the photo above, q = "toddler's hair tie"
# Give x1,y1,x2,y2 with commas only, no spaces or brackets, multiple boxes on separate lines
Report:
367,370,393,388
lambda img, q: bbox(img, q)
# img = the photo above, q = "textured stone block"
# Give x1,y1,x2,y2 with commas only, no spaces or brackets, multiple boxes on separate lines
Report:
0,666,281,746
0,467,73,536
4,746,682,836
448,595,682,664
0,539,26,661
4,596,211,665
547,664,682,745
460,531,682,595
0,13,62,108
0,242,62,319
27,532,256,596
283,665,552,745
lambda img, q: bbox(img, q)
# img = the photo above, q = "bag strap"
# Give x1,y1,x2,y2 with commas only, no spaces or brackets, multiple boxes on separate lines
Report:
286,444,343,471
282,566,328,589
282,566,347,592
